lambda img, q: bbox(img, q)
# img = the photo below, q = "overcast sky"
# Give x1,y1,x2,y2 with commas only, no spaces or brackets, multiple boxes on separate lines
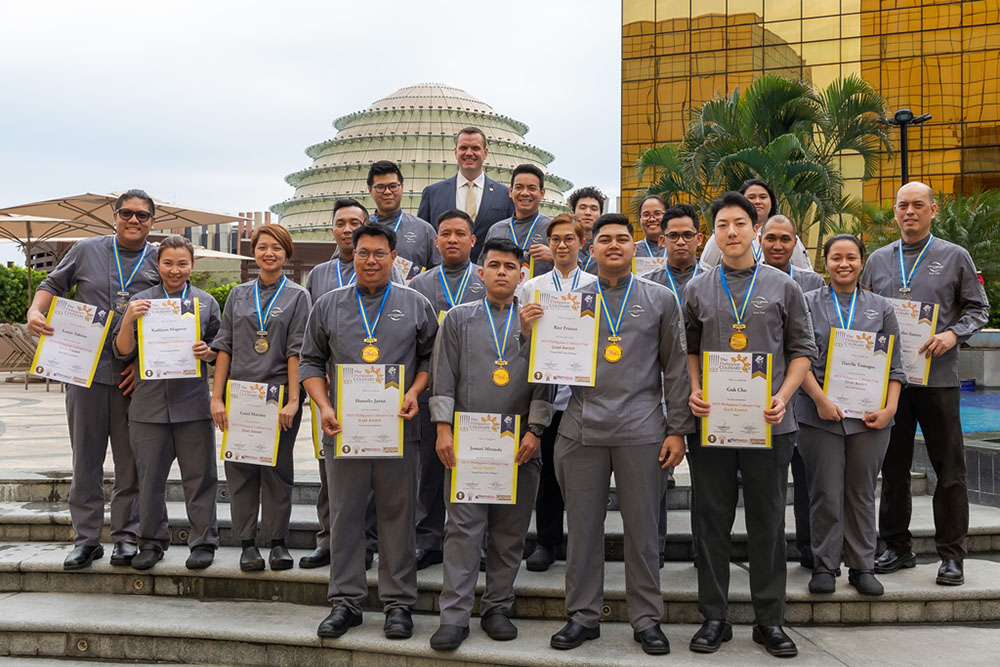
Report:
0,0,621,266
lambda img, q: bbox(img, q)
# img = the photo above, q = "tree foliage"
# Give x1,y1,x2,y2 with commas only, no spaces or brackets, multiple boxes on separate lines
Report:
206,282,239,313
0,265,46,324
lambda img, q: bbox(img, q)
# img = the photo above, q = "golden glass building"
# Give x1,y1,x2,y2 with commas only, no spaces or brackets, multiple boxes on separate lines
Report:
622,1,1000,207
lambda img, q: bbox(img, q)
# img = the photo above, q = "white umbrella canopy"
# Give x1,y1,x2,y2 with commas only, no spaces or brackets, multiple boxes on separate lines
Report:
0,214,105,246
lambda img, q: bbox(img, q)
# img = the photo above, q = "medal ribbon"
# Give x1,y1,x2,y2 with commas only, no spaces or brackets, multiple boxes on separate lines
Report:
356,283,392,341
597,273,634,340
439,265,472,308
509,213,540,250
551,267,581,291
752,242,762,263
789,264,796,280
254,276,287,332
113,239,151,294
582,254,593,272
335,259,356,288
484,300,515,364
719,262,760,331
641,240,664,258
832,286,858,330
373,211,404,233
897,234,934,291
163,283,189,299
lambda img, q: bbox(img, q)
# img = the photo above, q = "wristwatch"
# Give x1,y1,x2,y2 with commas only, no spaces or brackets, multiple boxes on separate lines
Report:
527,424,545,438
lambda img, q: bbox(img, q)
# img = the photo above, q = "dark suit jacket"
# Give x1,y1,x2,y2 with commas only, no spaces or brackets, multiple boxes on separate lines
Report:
418,173,514,262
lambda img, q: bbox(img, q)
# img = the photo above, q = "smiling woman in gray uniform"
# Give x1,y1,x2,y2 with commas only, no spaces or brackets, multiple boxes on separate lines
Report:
209,224,311,573
796,234,906,596
113,235,222,571
27,189,161,571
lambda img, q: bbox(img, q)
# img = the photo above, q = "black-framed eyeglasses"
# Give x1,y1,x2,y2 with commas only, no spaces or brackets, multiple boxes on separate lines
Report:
116,208,152,223
372,183,401,194
356,249,391,260
665,232,698,241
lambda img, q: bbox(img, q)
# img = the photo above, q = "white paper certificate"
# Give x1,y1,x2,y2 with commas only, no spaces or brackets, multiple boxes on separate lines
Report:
528,290,601,386
335,364,404,458
823,328,894,419
702,351,772,448
633,256,667,275
309,400,325,459
220,380,283,466
137,297,200,380
30,297,114,388
450,412,520,504
886,298,939,385
394,255,422,282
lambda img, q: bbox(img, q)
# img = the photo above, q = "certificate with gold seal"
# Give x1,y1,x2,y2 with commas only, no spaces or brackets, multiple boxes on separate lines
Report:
220,380,282,466
335,364,404,458
632,255,667,275
137,297,200,380
823,328,894,419
701,351,772,448
528,290,601,387
450,412,520,505
886,298,939,385
30,297,114,388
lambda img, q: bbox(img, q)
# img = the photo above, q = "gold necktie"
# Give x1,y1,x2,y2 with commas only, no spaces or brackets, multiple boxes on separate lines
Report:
465,181,478,221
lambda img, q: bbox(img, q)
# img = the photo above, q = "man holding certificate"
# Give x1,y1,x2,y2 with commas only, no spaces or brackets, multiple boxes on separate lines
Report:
796,234,906,596
542,214,691,656
26,189,160,571
861,181,989,586
426,237,555,651
684,192,815,658
300,223,437,641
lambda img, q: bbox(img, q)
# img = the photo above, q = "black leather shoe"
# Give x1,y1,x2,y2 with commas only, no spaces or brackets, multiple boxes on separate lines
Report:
526,545,555,572
416,548,443,571
384,608,413,639
63,544,104,571
659,553,665,569
269,545,293,571
131,546,164,571
550,620,600,650
298,547,330,569
430,624,469,651
185,547,215,570
689,620,732,653
874,548,916,574
317,605,362,638
936,559,964,586
633,624,670,655
480,611,517,641
848,569,884,596
809,570,836,594
109,541,138,566
365,549,374,571
240,545,265,572
753,625,798,657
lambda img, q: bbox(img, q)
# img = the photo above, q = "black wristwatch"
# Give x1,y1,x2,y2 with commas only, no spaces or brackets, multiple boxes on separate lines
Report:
527,424,545,437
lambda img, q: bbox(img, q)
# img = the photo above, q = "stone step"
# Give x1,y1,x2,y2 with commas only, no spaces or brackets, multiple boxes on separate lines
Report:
3,542,1000,626
0,493,996,560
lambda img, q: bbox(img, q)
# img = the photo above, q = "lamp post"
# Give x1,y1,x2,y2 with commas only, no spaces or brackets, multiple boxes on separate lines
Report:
883,108,932,185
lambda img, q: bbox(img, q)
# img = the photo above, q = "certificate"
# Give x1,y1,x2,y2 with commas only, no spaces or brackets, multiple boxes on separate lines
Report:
701,351,771,448
450,412,520,504
335,364,404,458
137,297,200,380
823,328,894,418
220,380,282,466
30,297,113,388
886,298,938,385
528,290,601,386
309,400,325,459
393,255,422,282
633,256,667,275
517,257,535,288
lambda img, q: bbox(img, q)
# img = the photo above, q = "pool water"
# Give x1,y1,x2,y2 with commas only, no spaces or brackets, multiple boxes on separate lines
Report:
958,388,1000,433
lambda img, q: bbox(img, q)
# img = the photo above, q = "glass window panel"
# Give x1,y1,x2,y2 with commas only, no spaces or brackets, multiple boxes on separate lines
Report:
658,54,691,78
729,23,764,48
922,2,962,29
842,0,861,14
803,2,836,19
881,33,920,59
964,51,1000,123
860,11,879,37
923,28,962,56
691,75,728,105
762,0,799,22
802,16,840,41
842,60,862,77
693,51,728,74
860,35,881,60
801,40,841,65
809,63,841,89
623,34,657,58
842,38,861,62
923,55,962,123
882,7,922,35
964,0,1000,27
763,43,802,69
624,0,657,24
730,1,765,22
965,25,1000,53
729,46,764,71
766,19,801,44
656,31,690,55
842,13,861,38
691,28,727,52
921,125,962,151
881,0,921,9
728,71,758,93
623,58,656,82
656,0,695,19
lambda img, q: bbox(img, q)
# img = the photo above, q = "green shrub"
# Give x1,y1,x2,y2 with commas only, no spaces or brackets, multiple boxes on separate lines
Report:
206,282,239,312
0,265,46,324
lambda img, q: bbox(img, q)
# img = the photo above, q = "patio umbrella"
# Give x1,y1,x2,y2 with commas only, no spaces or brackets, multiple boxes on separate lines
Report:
0,216,107,294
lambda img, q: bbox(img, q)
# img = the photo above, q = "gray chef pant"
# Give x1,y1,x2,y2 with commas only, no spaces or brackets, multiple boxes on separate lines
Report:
555,435,665,632
65,382,139,546
224,402,302,543
327,439,418,614
129,418,218,551
314,460,378,553
439,457,541,626
415,402,445,551
798,425,890,572
687,432,794,627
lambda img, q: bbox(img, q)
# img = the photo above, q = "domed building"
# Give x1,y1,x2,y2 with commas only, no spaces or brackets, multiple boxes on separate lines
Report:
271,84,572,239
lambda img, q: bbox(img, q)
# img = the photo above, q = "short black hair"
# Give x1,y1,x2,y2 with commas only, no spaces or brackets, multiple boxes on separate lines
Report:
436,208,475,232
663,203,699,231
760,214,798,237
480,237,523,263
115,189,155,216
352,223,397,251
710,192,757,224
568,186,606,213
510,164,545,189
639,194,668,212
592,213,633,238
366,160,404,188
739,178,779,220
333,197,369,221
823,233,866,260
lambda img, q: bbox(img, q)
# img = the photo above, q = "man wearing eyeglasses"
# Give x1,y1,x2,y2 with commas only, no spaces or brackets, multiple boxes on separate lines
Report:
367,161,440,280
26,189,161,571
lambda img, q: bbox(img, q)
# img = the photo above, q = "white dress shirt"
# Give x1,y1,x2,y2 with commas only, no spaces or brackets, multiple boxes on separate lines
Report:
455,172,486,215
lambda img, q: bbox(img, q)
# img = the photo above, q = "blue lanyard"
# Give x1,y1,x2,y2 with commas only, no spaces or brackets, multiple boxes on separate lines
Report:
597,274,634,340
752,242,762,263
253,276,287,333
551,268,581,291
719,263,760,330
484,300,515,364
163,283,189,299
897,235,934,292
789,264,796,280
373,212,404,232
356,283,391,341
113,239,150,293
509,214,540,250
335,259,356,288
439,265,472,308
642,240,664,258
831,286,858,330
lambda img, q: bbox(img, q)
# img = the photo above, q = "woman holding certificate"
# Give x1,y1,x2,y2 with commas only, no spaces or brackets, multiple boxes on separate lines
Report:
209,224,312,572
796,234,906,597
113,235,222,570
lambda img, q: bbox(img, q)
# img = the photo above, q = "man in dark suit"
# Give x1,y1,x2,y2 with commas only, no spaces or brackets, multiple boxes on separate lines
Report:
418,126,514,262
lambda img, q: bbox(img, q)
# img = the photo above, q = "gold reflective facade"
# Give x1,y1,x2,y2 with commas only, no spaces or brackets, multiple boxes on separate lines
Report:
622,1,1000,206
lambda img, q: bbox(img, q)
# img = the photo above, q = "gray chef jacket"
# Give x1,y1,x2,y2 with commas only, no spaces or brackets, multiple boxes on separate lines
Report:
861,234,989,387
783,265,827,293
408,262,486,317
635,240,666,258
36,235,160,386
644,262,705,306
684,264,817,435
370,211,440,275
299,282,438,444
558,276,694,446
484,214,554,278
305,256,405,300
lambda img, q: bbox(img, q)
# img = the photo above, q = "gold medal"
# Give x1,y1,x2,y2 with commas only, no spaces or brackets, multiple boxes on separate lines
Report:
492,366,510,386
254,337,269,354
729,332,748,351
114,298,128,313
603,343,623,363
361,343,381,363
